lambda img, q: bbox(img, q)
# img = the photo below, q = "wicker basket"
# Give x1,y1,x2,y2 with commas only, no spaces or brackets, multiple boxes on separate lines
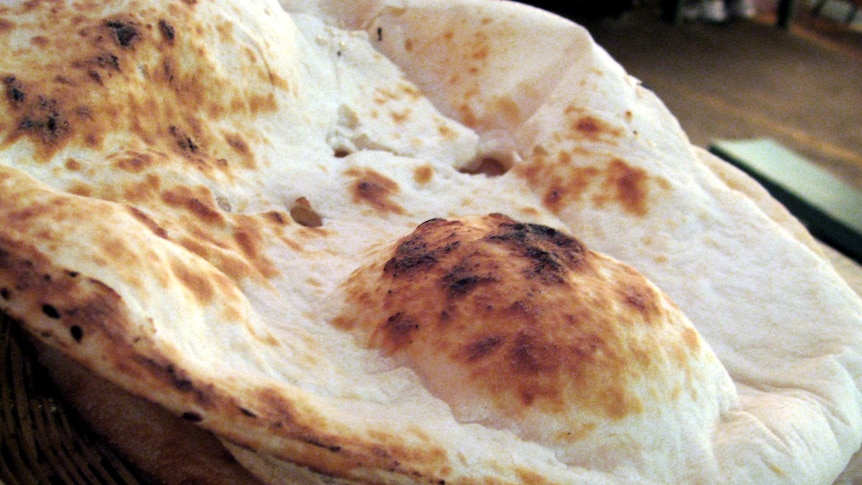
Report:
0,312,141,485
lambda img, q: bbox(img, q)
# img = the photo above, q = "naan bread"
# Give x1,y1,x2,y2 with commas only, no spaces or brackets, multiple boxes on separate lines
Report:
1,0,861,483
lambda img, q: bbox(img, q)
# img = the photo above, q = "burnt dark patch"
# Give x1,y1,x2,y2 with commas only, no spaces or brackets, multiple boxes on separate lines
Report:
486,221,586,282
384,235,438,278
70,325,83,342
181,411,203,422
72,52,120,85
442,240,461,254
3,76,26,107
169,125,198,153
526,223,573,247
303,438,342,453
162,58,175,83
509,332,553,375
491,221,582,253
18,97,70,145
0,288,10,300
165,364,194,392
383,312,419,346
466,335,504,361
105,20,139,48
523,246,566,283
96,52,120,70
447,275,476,294
41,304,61,319
135,356,205,400
441,258,497,298
626,290,647,311
440,309,451,322
158,19,175,43
443,273,484,296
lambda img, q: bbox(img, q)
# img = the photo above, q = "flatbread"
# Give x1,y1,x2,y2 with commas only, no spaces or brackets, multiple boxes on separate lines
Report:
1,0,861,483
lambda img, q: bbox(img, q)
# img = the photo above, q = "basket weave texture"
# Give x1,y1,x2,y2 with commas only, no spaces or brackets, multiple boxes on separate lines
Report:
0,313,141,485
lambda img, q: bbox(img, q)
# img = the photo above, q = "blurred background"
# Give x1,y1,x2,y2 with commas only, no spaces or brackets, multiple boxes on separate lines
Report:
521,0,862,192
524,0,862,263
526,0,862,191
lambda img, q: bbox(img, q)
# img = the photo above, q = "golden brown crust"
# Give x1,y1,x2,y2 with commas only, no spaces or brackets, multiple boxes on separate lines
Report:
514,148,670,217
0,171,455,483
2,0,859,483
337,214,707,444
0,1,275,168
346,167,406,215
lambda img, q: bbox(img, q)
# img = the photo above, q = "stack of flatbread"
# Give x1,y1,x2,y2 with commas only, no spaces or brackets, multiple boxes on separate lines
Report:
1,0,861,483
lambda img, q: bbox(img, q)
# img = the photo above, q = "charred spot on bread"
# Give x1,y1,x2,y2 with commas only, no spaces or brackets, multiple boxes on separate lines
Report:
105,20,140,48
383,312,420,346
383,219,456,277
346,168,405,215
181,411,203,422
441,255,498,298
169,125,199,153
485,218,586,282
17,97,71,146
41,303,61,319
158,19,176,43
340,214,709,449
69,325,84,342
3,76,26,107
